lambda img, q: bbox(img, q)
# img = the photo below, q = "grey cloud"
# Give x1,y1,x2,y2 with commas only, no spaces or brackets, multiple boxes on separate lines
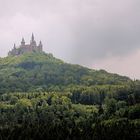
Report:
0,0,140,67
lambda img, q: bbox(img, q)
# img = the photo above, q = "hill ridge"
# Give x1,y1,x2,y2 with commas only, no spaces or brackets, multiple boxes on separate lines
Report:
0,52,131,93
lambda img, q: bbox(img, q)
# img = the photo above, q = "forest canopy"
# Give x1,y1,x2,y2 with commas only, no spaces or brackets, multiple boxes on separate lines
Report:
0,52,139,140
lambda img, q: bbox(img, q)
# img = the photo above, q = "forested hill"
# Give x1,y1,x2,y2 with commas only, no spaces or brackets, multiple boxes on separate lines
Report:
0,52,130,93
0,52,140,140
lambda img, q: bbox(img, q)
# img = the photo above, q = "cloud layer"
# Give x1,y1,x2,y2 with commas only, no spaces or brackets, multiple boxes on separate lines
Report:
0,0,140,79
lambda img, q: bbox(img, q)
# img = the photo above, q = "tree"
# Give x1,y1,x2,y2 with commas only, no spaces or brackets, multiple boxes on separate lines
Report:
104,97,117,117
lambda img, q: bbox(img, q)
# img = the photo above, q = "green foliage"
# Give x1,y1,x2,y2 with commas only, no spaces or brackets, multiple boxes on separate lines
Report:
0,91,139,140
0,52,131,93
10,95,18,104
0,52,139,139
128,104,140,119
104,97,117,116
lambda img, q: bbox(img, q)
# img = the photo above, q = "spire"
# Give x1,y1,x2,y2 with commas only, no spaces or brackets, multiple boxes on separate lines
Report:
30,33,36,46
22,38,25,42
13,43,16,49
38,40,43,51
39,41,42,46
21,37,25,45
31,33,34,41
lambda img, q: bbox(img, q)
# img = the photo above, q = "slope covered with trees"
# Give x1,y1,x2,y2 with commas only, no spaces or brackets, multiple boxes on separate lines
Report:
0,52,140,139
0,82,140,140
0,52,130,93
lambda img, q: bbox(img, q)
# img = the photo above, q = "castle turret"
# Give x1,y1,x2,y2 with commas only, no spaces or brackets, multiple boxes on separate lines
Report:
21,38,25,46
31,33,34,42
38,41,43,51
13,43,16,49
30,33,36,46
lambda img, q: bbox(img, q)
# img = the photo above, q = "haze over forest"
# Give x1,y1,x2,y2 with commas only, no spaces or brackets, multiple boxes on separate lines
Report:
0,0,140,79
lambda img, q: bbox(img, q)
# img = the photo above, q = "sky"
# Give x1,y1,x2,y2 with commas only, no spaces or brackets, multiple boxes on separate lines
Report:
0,0,140,79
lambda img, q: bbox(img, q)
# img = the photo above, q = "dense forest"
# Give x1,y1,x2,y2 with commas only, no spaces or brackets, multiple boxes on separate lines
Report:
0,52,140,139
0,52,130,93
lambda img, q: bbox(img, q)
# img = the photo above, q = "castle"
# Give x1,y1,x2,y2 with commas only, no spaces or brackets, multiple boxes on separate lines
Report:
8,34,43,56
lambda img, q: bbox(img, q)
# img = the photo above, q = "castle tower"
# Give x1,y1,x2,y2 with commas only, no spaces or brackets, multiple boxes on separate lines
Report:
13,43,16,49
31,33,34,42
21,38,25,46
38,41,43,52
30,33,36,46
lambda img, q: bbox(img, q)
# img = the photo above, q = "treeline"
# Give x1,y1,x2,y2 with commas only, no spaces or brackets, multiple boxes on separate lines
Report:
69,81,140,105
0,82,140,140
0,52,131,93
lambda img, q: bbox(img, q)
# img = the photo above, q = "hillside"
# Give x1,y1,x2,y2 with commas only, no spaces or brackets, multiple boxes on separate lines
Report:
0,52,130,93
0,52,140,140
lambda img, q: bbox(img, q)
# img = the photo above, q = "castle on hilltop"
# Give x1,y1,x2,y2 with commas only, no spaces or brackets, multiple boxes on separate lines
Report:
8,34,43,56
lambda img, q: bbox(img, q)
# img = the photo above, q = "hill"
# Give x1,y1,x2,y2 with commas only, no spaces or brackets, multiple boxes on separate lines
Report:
0,52,140,140
0,52,130,93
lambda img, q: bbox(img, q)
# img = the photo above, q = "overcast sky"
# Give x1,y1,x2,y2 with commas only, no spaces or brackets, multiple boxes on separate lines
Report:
0,0,140,79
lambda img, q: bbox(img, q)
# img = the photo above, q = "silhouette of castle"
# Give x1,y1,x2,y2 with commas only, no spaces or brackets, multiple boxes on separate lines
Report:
8,33,43,56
